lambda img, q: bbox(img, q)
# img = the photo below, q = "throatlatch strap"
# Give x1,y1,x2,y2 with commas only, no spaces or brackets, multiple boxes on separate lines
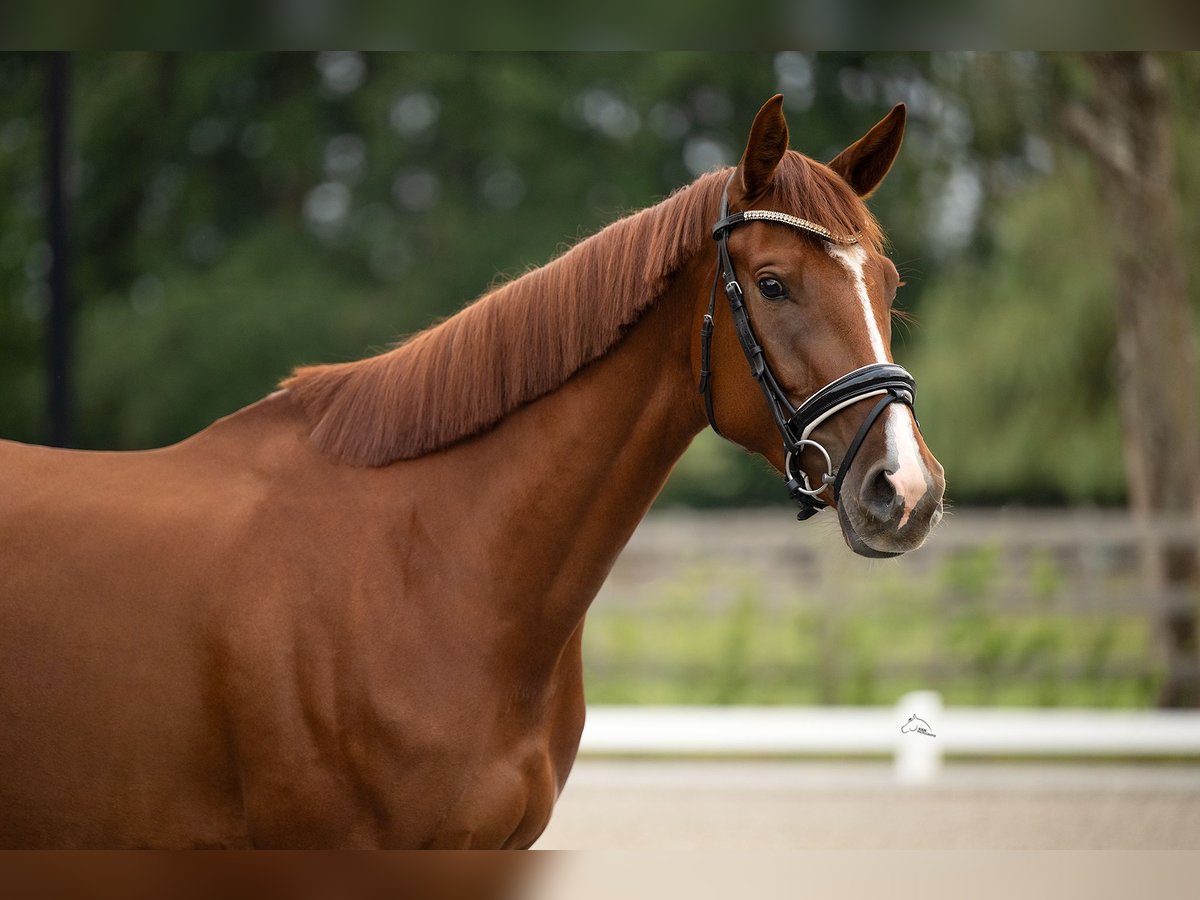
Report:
698,273,722,438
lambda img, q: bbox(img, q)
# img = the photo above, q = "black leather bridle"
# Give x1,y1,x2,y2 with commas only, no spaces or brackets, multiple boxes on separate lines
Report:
698,183,918,521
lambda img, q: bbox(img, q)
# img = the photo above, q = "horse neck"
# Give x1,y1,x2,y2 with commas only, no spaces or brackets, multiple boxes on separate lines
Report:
435,263,710,640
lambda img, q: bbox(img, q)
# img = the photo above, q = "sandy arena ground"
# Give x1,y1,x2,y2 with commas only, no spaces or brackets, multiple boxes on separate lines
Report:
534,760,1200,849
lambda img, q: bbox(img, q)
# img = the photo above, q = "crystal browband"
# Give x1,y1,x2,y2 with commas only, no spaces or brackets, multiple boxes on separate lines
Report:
711,209,860,245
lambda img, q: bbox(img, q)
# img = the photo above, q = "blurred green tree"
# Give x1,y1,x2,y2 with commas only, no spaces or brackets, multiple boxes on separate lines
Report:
1,53,1197,511
1064,52,1200,708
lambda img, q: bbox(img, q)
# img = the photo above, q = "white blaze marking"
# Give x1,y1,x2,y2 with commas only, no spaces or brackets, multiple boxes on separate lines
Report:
826,243,888,363
825,243,929,525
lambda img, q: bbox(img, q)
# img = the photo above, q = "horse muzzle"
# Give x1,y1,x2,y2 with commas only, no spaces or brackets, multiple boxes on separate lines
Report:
837,455,945,557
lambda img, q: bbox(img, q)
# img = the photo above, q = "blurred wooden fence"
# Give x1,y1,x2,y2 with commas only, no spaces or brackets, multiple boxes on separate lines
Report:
583,509,1200,706
600,508,1198,610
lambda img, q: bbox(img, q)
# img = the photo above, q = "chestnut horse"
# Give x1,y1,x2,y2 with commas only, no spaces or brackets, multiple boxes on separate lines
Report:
0,96,943,848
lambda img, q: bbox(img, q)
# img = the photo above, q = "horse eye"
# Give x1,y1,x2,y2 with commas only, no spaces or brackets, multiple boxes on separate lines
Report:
757,277,788,301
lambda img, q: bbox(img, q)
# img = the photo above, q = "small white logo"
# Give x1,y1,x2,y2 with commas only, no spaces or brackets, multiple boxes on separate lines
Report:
901,714,936,737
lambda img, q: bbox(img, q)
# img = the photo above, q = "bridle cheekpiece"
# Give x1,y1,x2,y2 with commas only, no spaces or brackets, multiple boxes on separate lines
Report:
698,181,918,521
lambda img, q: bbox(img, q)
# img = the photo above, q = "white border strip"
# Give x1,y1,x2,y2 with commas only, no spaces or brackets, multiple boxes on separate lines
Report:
580,706,1200,757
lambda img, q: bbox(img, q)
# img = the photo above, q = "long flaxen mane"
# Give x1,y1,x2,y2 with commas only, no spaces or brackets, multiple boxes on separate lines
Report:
282,152,882,466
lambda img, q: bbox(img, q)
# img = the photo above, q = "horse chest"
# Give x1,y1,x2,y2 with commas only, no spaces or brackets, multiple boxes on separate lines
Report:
377,608,588,848
234,620,587,849
408,664,587,848
423,737,564,849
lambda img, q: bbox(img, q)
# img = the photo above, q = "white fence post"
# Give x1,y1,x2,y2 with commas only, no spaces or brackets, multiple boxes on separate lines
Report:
895,690,944,784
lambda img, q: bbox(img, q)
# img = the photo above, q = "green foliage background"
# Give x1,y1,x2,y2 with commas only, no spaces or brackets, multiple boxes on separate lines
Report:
2,52,1198,506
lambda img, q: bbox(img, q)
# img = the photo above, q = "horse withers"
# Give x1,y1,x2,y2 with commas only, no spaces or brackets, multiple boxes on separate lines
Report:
0,95,944,848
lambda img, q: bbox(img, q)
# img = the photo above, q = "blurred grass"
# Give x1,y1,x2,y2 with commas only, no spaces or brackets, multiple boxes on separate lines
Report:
582,546,1160,707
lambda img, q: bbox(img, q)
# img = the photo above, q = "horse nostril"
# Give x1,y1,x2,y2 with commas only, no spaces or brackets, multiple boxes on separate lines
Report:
859,462,900,519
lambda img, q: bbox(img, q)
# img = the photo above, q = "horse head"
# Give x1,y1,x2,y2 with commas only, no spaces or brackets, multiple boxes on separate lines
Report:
697,95,945,558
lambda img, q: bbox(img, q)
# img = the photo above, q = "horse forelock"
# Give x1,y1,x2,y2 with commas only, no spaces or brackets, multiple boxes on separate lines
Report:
764,152,884,253
281,153,883,467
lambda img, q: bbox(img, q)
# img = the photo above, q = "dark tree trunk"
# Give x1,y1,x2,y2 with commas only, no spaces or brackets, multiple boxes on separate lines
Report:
1066,52,1200,707
45,52,73,448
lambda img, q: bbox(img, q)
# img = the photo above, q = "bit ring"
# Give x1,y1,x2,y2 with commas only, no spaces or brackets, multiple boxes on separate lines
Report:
785,440,834,497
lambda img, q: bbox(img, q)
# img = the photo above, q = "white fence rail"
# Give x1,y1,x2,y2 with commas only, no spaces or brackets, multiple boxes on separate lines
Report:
580,692,1200,783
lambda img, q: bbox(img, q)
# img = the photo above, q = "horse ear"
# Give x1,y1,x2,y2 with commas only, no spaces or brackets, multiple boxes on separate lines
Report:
737,94,789,201
828,103,906,198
